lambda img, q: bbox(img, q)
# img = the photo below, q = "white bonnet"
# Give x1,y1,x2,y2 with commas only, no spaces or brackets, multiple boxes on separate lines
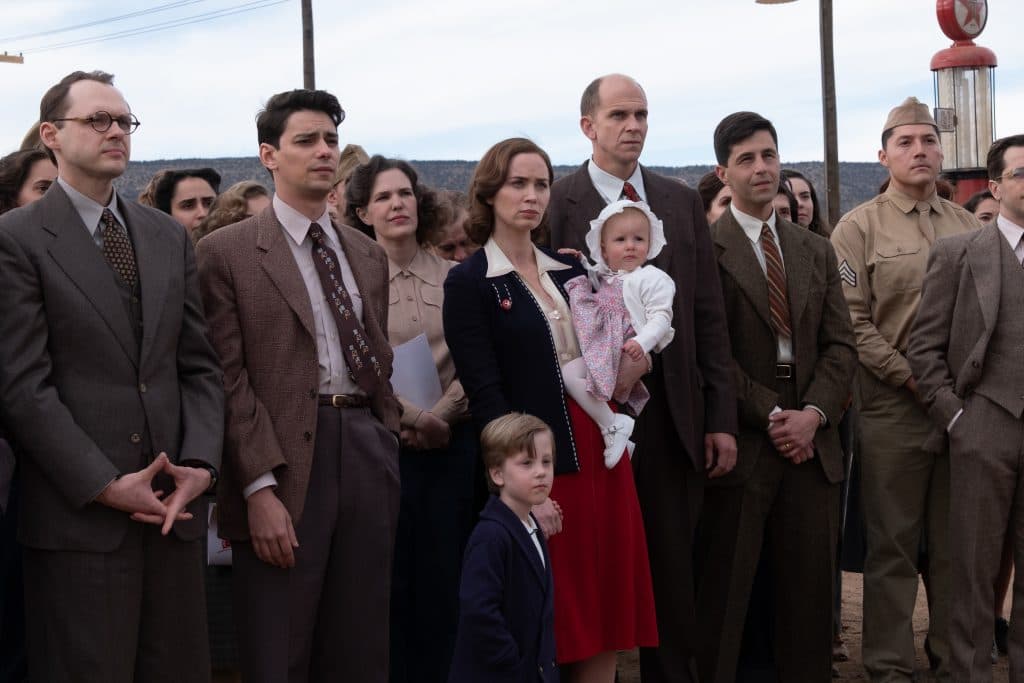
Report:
584,199,667,271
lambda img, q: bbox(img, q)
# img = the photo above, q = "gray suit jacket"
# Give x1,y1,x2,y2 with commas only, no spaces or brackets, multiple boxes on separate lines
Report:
909,223,1021,446
548,163,737,469
196,207,400,540
0,183,224,551
710,210,856,485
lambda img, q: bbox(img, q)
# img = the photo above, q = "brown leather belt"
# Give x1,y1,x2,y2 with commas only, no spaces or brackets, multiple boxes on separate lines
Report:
318,393,370,409
776,364,794,380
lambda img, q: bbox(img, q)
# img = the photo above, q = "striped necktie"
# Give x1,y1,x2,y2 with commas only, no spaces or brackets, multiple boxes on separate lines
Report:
621,181,640,202
760,223,792,340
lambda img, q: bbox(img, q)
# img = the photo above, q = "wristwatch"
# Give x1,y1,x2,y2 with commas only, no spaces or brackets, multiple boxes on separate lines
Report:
180,459,218,493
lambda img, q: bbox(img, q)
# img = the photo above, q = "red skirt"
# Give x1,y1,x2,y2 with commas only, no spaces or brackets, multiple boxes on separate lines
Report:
547,398,658,663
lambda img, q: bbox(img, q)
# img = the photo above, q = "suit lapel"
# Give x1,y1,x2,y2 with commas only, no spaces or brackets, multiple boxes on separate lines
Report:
484,498,548,588
713,211,772,331
122,201,169,364
966,223,1003,333
776,220,812,330
563,164,606,249
42,186,138,366
257,210,316,340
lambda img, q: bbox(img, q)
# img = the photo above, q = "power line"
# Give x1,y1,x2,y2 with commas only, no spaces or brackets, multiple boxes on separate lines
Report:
18,0,289,55
0,0,209,43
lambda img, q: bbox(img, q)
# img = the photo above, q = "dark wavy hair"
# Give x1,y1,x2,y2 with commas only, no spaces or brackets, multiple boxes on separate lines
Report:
152,167,222,215
256,89,345,149
467,138,553,245
697,171,726,215
0,148,53,215
344,155,438,244
781,169,831,237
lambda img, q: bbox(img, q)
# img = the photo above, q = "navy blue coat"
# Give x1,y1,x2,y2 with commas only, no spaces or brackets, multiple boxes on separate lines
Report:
443,246,585,475
448,496,558,683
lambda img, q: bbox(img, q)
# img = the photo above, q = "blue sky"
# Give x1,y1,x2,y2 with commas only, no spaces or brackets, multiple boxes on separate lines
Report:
2,0,1021,165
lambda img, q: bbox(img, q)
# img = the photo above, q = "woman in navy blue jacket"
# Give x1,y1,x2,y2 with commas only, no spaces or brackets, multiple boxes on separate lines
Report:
444,138,657,681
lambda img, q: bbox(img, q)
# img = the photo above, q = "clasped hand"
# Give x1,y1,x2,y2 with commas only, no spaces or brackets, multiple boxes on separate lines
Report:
95,452,211,535
768,408,820,464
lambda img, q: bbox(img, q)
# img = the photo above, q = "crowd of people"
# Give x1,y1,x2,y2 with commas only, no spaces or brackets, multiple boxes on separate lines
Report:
0,67,1022,683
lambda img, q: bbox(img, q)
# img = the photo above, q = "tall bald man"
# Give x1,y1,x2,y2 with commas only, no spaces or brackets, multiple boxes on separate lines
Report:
548,73,738,683
831,97,980,682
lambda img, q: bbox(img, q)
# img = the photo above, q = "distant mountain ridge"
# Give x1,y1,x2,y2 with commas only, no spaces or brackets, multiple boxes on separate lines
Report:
116,158,891,218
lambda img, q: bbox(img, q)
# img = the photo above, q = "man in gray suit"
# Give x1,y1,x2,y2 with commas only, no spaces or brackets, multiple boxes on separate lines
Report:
909,133,1024,682
696,111,856,683
0,71,223,682
548,73,738,683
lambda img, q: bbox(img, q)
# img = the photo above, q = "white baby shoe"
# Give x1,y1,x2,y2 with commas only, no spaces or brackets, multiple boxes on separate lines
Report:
601,413,635,469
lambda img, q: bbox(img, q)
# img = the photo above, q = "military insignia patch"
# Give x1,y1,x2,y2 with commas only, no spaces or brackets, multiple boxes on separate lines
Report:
838,260,857,287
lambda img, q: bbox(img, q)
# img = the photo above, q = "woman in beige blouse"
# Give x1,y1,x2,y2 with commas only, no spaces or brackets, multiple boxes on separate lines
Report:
345,156,475,683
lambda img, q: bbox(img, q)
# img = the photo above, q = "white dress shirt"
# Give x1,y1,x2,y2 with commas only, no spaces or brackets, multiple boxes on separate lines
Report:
587,159,646,204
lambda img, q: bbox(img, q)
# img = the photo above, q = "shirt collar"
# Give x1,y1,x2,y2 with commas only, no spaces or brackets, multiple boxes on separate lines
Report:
587,159,645,204
273,194,336,249
483,238,571,278
57,176,125,237
997,213,1024,249
884,184,945,216
730,202,778,244
388,246,442,285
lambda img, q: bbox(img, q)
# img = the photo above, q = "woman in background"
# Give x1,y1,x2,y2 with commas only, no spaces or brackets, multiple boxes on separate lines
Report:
346,156,475,683
428,190,479,263
697,170,732,225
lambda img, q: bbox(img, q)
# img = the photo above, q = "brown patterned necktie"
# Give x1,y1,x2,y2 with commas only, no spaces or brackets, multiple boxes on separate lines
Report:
622,181,641,202
760,223,793,341
100,209,137,288
307,224,383,395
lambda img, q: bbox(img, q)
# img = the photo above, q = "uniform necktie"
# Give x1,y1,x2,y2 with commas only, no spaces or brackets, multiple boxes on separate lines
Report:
100,209,137,289
621,181,641,202
307,224,383,395
916,201,936,244
760,223,793,341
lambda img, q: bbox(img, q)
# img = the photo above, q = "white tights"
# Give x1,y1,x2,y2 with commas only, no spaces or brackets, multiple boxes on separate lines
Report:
562,357,615,430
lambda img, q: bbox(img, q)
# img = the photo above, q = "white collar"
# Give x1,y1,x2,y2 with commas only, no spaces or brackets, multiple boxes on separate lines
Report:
997,213,1024,250
587,159,645,204
730,202,778,245
273,194,335,247
483,237,571,278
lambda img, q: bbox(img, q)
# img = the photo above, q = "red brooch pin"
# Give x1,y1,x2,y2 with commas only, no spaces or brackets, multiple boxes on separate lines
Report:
500,298,512,311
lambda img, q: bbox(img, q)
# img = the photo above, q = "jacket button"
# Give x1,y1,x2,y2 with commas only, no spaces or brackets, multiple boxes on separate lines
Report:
309,389,316,399
972,360,981,369
139,382,147,393
129,433,141,444
304,431,313,441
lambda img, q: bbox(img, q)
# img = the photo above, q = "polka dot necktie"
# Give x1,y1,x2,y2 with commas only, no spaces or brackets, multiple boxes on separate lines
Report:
100,209,137,289
307,224,383,395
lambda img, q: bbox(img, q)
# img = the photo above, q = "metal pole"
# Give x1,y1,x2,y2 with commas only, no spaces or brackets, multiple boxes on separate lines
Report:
819,0,841,227
301,0,315,89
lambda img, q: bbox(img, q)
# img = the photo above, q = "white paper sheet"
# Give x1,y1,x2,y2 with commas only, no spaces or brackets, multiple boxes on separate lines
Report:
390,333,443,411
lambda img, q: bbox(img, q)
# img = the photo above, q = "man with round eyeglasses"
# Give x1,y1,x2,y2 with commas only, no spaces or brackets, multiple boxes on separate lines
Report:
0,70,223,682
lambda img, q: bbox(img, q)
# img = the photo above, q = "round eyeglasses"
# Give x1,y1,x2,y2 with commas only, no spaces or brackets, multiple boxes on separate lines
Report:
51,111,141,135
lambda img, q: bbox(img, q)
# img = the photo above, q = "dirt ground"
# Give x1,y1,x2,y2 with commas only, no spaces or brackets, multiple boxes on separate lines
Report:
615,572,1011,682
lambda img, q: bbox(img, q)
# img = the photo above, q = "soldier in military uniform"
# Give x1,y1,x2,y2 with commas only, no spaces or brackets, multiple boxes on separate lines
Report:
830,97,981,683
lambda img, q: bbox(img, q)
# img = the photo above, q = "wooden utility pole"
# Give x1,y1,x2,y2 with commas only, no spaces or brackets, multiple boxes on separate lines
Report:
0,52,24,64
819,0,841,227
301,0,314,89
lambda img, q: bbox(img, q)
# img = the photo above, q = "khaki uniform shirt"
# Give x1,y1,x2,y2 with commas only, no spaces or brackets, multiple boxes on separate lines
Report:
388,247,468,427
830,185,981,388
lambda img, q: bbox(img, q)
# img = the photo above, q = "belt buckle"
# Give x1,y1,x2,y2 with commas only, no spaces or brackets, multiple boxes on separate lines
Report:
330,394,348,408
776,364,793,379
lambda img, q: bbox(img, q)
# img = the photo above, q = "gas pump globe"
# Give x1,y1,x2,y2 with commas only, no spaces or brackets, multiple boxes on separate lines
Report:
931,0,997,202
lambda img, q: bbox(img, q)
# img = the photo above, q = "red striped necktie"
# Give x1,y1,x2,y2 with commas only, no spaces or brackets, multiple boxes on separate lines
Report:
760,223,792,340
621,181,640,202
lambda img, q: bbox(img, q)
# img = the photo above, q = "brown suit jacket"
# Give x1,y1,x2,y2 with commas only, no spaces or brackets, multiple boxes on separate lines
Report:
548,163,737,468
196,206,400,540
908,223,1022,444
710,210,856,486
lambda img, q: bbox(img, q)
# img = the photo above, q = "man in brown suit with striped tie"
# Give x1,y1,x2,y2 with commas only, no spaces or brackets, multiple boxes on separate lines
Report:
196,89,401,683
909,133,1024,682
696,111,856,682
